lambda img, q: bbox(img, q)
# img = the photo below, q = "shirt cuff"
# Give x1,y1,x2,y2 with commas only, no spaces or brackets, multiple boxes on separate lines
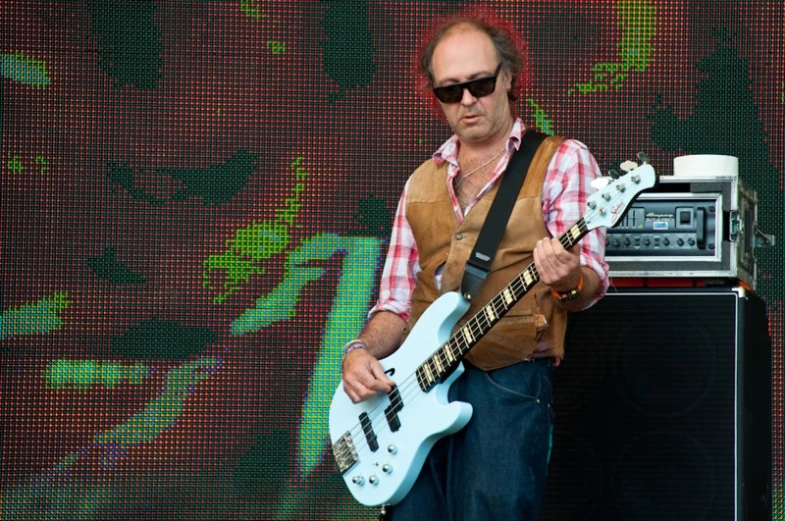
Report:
368,300,411,323
580,254,610,307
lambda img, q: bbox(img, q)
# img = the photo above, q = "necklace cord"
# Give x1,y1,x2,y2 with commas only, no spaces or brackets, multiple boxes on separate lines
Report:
457,146,506,186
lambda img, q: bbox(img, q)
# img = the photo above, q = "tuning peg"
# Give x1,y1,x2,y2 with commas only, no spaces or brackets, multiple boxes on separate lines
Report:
637,151,650,164
607,169,619,179
619,161,638,172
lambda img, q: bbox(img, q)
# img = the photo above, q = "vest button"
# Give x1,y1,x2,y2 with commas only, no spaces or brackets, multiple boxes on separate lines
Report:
455,233,463,240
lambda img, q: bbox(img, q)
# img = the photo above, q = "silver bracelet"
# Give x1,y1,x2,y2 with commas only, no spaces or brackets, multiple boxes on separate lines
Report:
343,340,367,356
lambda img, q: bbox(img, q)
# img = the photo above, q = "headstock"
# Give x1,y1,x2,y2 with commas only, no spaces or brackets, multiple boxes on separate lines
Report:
584,153,658,231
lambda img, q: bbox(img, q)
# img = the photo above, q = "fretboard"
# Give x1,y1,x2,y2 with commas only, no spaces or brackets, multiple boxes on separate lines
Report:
416,217,589,391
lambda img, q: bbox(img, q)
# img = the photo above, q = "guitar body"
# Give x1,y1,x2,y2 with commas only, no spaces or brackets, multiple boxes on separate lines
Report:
329,291,474,507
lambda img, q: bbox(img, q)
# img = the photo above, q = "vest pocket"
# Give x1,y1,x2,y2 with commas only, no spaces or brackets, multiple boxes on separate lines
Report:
482,312,540,344
466,311,544,370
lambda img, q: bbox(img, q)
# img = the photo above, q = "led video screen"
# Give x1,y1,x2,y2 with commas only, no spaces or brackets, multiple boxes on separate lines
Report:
2,2,783,519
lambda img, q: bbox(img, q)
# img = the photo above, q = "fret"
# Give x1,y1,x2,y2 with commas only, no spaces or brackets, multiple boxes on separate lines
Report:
417,366,432,392
452,341,462,360
484,304,496,323
561,219,587,249
471,316,482,331
461,325,474,344
475,311,488,330
493,297,504,316
432,352,444,375
467,321,479,341
568,224,581,243
457,337,469,357
491,298,500,312
502,288,514,306
522,272,532,291
444,344,455,363
422,363,433,384
446,339,457,360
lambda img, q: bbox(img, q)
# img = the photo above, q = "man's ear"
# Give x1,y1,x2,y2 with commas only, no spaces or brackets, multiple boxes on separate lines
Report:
504,71,513,92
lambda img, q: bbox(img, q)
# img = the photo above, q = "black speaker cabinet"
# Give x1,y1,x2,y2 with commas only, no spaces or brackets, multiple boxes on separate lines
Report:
542,286,771,521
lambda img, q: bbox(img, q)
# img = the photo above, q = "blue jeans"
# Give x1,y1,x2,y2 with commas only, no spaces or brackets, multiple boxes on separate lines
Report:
387,359,555,521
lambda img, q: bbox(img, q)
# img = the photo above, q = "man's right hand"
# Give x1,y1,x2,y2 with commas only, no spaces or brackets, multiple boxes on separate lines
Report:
341,348,395,403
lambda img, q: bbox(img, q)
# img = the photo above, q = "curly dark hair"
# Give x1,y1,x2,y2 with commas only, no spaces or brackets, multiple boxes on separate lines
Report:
416,10,530,101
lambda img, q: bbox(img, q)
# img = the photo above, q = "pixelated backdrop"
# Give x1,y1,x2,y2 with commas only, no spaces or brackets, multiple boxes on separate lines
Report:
2,1,783,519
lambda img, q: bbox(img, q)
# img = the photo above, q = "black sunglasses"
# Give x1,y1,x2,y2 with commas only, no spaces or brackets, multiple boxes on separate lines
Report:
432,64,503,104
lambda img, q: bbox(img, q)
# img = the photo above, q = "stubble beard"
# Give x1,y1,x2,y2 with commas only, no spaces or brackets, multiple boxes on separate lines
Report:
455,110,512,148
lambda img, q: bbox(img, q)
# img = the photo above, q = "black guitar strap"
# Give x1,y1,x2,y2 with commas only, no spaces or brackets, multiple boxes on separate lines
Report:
460,130,547,301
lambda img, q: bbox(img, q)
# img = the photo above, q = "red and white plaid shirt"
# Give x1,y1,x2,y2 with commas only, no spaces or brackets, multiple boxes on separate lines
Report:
370,119,609,322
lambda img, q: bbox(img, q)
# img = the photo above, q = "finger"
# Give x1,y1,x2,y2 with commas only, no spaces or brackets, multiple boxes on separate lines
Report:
350,378,381,403
550,239,579,270
346,387,361,404
370,364,395,389
534,238,553,269
534,240,554,283
544,239,570,270
538,238,565,276
354,387,377,402
366,381,392,395
355,368,386,395
552,237,580,261
550,238,575,263
362,371,393,394
342,377,362,403
556,239,581,262
538,238,554,257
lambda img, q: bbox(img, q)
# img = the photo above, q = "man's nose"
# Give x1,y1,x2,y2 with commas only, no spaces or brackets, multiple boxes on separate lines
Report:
460,86,477,105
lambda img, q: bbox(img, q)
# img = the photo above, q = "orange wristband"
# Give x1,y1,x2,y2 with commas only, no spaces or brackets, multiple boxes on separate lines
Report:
551,272,584,302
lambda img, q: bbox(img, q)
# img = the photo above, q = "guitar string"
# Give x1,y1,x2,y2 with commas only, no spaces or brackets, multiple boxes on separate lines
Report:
340,218,592,454
379,219,588,407
353,170,652,452
352,179,620,434
341,221,590,454
361,261,536,420
342,221,589,455
343,264,537,445
340,178,652,476
339,265,545,453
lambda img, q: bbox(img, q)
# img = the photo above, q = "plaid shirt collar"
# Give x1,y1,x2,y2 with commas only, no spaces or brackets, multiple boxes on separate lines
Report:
432,118,525,171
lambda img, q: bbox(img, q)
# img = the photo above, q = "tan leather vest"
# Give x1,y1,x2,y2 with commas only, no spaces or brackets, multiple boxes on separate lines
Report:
404,136,568,370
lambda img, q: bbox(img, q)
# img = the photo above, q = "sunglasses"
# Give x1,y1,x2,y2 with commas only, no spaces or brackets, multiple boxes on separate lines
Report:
432,64,502,104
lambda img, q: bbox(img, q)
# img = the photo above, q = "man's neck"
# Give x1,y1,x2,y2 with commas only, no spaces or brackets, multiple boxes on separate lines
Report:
458,116,515,158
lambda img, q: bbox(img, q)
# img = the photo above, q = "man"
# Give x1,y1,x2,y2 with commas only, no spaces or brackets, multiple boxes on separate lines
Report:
341,11,608,520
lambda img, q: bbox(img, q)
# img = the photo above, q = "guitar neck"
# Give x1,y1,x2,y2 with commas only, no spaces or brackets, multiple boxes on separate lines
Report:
416,217,589,391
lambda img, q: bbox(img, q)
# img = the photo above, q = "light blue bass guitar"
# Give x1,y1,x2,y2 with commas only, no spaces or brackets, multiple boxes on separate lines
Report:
329,158,658,507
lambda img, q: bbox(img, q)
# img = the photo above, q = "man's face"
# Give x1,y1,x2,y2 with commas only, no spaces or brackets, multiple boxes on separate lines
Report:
430,26,513,146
